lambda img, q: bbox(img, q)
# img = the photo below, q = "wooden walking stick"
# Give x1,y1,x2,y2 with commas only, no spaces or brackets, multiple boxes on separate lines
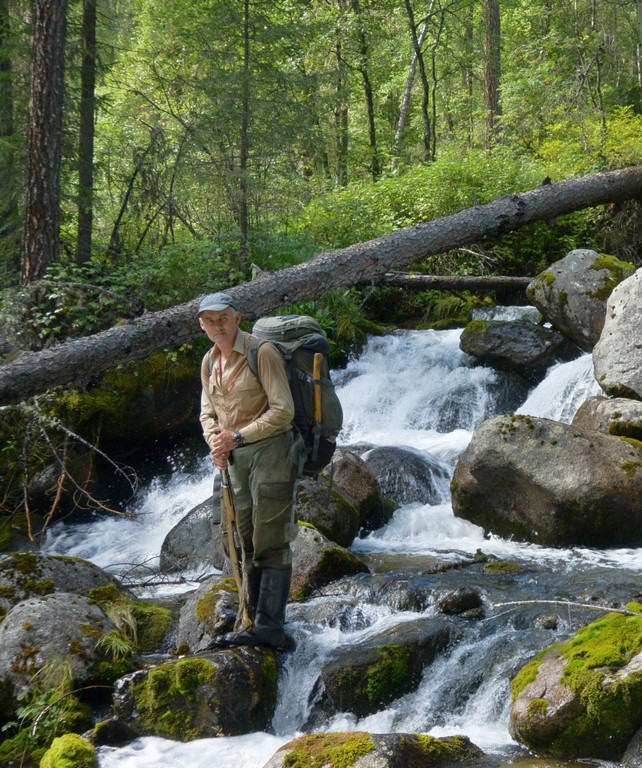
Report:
312,352,323,463
220,468,250,629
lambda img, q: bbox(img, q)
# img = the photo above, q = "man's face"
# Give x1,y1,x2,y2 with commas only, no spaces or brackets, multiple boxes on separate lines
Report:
199,307,241,346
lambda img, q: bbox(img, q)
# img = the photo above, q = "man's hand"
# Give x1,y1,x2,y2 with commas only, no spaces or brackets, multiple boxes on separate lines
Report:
212,428,235,469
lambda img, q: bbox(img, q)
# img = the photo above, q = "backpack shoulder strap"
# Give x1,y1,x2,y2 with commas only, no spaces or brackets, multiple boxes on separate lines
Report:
246,336,270,382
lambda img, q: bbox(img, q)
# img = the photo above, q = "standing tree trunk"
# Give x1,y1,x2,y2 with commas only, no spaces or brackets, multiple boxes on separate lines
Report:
335,0,349,187
483,0,501,150
23,0,68,284
637,0,642,105
403,0,433,162
391,21,428,172
351,0,380,180
0,0,18,279
76,0,97,264
238,0,251,269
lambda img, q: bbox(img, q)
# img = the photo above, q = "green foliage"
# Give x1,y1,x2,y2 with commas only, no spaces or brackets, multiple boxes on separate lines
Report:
0,660,93,766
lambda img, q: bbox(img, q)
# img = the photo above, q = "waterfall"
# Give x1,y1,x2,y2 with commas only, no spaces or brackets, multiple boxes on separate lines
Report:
41,326,642,768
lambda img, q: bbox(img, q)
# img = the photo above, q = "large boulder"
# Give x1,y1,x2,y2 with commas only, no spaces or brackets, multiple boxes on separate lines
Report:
510,608,642,760
593,268,642,400
176,576,239,654
290,524,369,601
526,249,635,351
319,617,459,717
264,732,493,768
459,319,579,381
362,445,451,507
0,551,128,617
112,649,277,739
296,476,362,548
320,449,389,534
0,593,124,716
572,396,642,441
451,414,642,547
160,494,222,573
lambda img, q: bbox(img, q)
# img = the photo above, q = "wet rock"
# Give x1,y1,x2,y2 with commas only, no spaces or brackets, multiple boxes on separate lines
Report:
296,476,361,548
362,445,450,506
320,448,389,534
160,492,221,573
263,732,493,768
319,617,459,717
572,396,642,441
437,586,485,617
112,649,277,739
176,575,238,653
290,525,369,601
0,551,129,616
459,319,580,381
451,414,642,547
510,609,642,760
593,268,642,400
0,592,121,716
526,249,635,351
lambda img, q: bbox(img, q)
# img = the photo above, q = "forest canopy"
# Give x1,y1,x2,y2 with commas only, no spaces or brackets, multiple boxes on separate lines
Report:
1,0,642,307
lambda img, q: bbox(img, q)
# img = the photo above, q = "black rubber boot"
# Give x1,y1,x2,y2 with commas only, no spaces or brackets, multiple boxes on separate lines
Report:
213,568,291,650
253,567,291,648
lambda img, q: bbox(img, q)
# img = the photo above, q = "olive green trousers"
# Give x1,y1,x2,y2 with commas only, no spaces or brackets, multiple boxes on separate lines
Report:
222,429,299,570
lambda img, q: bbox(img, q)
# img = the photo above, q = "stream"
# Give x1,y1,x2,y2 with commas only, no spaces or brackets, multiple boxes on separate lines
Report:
43,321,638,768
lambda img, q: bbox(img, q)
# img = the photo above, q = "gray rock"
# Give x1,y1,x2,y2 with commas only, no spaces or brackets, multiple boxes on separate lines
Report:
472,305,542,323
112,648,277,739
290,525,369,602
363,445,451,506
264,732,493,768
451,414,642,546
319,617,459,717
0,592,117,716
176,576,238,653
160,495,220,573
572,396,642,440
296,476,361,548
459,319,579,381
593,268,642,400
0,551,128,616
526,249,635,351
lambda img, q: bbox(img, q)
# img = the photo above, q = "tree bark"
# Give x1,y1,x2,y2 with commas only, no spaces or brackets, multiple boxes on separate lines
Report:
0,0,18,277
76,0,97,264
483,0,501,149
2,166,642,404
365,273,531,292
22,0,68,284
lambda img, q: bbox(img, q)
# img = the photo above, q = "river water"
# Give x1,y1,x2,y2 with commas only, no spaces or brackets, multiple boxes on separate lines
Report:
44,323,640,768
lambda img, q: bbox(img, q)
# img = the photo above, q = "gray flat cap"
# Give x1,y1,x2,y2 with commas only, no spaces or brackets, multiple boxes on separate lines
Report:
198,292,238,314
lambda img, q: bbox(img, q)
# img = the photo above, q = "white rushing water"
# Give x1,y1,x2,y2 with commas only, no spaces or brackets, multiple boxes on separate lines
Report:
43,323,640,767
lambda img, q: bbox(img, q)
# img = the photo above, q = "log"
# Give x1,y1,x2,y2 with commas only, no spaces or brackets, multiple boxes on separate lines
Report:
366,273,532,291
2,165,642,405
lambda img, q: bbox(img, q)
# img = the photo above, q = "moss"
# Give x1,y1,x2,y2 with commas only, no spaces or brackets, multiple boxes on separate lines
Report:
546,612,642,758
484,560,523,574
511,646,558,700
297,520,317,530
609,421,642,442
0,584,16,600
558,290,568,308
87,584,124,605
283,732,375,768
588,255,636,300
132,658,218,741
527,698,549,716
407,733,475,761
539,271,557,287
621,461,641,478
40,733,97,768
195,579,238,629
618,436,642,450
334,645,413,713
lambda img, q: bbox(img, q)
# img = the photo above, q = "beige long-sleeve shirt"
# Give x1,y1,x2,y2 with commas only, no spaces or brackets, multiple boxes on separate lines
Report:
199,329,294,448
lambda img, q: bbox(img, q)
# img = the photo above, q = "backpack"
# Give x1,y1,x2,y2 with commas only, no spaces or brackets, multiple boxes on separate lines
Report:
247,315,343,478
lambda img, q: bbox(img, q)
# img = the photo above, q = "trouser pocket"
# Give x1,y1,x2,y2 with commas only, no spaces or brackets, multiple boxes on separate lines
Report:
253,481,296,568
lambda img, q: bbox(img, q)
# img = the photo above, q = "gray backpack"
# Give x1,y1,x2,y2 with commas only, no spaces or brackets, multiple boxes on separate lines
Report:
248,315,343,478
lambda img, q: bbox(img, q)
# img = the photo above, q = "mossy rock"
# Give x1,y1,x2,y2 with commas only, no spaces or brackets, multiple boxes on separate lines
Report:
510,608,642,760
264,732,491,768
113,650,278,739
40,734,97,768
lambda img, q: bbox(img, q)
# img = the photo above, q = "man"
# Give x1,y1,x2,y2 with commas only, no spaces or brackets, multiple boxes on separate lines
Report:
198,292,299,649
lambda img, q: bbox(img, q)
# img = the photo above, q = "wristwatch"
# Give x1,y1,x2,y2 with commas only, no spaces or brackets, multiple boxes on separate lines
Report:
233,431,245,448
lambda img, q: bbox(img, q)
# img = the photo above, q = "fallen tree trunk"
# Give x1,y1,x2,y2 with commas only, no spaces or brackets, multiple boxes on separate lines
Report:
367,273,532,291
2,165,642,405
